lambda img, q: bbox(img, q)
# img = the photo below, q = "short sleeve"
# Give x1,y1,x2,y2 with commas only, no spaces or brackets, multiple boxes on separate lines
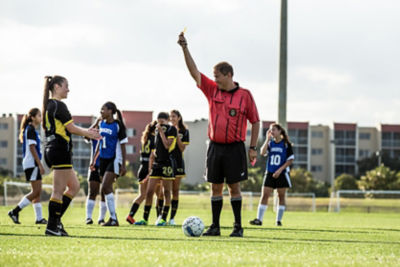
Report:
167,126,177,139
245,91,260,124
26,126,37,145
117,121,128,144
197,73,217,100
182,129,190,144
150,135,156,150
56,101,73,126
286,143,294,161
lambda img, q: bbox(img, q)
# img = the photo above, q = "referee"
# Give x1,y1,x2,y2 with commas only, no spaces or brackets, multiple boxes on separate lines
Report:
178,32,260,237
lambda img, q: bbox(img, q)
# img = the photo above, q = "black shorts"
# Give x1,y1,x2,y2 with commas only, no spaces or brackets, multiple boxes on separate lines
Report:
44,147,72,170
150,161,175,180
99,157,120,177
263,171,292,188
205,141,247,184
137,163,149,183
88,165,101,183
24,167,42,182
171,157,185,178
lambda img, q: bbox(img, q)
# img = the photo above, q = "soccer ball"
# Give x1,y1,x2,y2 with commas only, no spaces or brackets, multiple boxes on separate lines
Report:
182,216,205,237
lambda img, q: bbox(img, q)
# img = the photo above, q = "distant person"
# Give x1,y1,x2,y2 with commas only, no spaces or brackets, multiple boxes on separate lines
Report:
8,108,47,225
90,102,128,227
249,123,294,227
178,32,260,237
42,75,101,236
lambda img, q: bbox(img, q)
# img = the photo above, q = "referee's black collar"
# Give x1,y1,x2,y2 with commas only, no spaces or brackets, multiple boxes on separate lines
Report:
220,82,240,94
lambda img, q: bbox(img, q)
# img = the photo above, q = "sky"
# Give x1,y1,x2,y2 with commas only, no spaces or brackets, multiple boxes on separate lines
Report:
0,0,399,126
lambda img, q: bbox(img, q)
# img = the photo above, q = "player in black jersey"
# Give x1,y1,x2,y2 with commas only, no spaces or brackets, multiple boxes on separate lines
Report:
168,110,190,225
126,121,156,224
135,112,177,226
42,75,101,236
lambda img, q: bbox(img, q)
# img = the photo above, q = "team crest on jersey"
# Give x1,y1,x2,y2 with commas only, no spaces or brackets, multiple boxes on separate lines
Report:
179,133,183,139
161,126,167,132
229,109,237,117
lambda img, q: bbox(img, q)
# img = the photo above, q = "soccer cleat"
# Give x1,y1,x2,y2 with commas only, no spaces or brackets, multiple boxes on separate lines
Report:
35,218,48,224
276,221,282,226
58,222,69,236
156,219,167,226
98,219,105,225
45,227,62,236
229,223,244,237
126,215,136,225
134,219,148,226
154,215,162,225
102,218,119,227
8,210,20,224
249,218,262,226
202,224,221,236
86,218,93,225
168,219,176,226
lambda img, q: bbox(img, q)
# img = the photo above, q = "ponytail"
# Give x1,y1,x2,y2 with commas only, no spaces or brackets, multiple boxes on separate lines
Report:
171,109,187,131
271,123,291,145
116,109,126,133
141,120,157,144
19,108,40,143
42,75,66,129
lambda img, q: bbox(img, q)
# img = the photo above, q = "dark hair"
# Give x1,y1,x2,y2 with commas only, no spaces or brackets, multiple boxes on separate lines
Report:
42,75,66,129
171,110,187,131
103,101,126,133
271,123,291,144
214,61,234,76
141,120,157,144
19,108,40,143
157,112,169,120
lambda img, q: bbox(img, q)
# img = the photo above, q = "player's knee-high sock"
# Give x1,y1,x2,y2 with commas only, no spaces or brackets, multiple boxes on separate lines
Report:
211,196,223,227
33,202,43,221
105,193,117,220
13,196,31,214
276,205,286,222
47,198,62,229
170,199,179,220
98,201,107,221
230,196,242,226
129,202,140,217
156,199,164,217
60,193,73,218
257,204,267,222
161,205,170,221
143,205,151,221
86,198,95,219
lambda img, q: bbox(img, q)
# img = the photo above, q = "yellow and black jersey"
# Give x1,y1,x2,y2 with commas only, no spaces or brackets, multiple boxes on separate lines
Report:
44,99,73,150
154,124,177,163
140,134,155,163
171,128,190,164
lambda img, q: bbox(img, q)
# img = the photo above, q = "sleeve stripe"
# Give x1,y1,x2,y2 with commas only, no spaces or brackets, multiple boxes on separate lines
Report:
63,120,73,126
287,155,295,161
182,142,190,145
27,140,37,146
167,136,175,139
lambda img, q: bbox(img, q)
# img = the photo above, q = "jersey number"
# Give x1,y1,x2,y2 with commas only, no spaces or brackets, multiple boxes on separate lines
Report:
162,166,173,176
143,141,150,153
270,155,281,166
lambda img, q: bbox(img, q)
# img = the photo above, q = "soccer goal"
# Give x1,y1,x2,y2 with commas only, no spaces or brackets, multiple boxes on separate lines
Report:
330,190,400,213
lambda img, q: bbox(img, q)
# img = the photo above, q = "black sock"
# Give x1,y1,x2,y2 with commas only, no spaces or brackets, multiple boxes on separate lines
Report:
231,197,242,226
12,206,21,214
143,205,151,221
48,198,62,229
156,199,164,217
60,194,73,218
161,205,170,221
211,196,223,227
170,199,179,220
129,202,140,217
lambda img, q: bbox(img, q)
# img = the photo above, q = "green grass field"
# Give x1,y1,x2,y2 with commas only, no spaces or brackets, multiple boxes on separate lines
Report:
1,204,400,266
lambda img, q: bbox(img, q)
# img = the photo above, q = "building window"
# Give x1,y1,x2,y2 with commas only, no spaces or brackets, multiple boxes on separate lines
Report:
311,148,323,155
359,149,370,158
0,140,8,148
311,165,322,172
359,133,371,140
0,123,8,130
0,158,7,165
312,131,323,138
127,128,136,137
126,145,136,155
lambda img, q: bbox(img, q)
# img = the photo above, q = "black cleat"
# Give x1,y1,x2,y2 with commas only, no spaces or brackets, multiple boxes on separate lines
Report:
102,218,119,227
276,221,282,226
230,223,244,237
35,218,48,224
86,218,93,225
8,210,20,224
202,224,221,236
45,227,62,236
58,222,69,236
98,219,105,225
249,218,262,226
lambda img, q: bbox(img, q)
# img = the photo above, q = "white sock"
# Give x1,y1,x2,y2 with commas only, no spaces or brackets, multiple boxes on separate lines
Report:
257,204,267,222
105,193,117,220
98,201,107,221
86,198,95,220
17,196,31,210
33,202,43,221
276,205,286,222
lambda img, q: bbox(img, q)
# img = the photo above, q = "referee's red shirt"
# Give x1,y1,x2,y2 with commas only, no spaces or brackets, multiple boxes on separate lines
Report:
198,73,260,144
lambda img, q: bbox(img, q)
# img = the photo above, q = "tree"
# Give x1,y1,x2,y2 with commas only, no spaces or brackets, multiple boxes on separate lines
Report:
334,174,358,190
359,165,400,190
289,168,330,197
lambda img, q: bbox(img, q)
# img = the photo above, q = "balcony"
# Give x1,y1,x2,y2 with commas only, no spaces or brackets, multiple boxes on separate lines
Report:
334,139,356,146
335,156,356,163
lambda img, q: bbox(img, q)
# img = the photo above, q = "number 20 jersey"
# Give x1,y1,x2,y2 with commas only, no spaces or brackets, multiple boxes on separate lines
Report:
266,140,294,173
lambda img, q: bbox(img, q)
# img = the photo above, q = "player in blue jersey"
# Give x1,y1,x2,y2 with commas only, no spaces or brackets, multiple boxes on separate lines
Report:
250,123,294,226
8,108,47,225
91,102,128,226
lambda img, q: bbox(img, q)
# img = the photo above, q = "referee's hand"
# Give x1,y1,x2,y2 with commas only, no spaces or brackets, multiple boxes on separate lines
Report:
177,32,187,48
248,149,257,163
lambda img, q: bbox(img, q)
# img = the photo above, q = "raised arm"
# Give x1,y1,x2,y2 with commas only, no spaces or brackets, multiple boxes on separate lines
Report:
178,32,201,86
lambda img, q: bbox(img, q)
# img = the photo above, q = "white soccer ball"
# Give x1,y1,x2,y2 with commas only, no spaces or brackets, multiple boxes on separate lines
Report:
182,216,205,237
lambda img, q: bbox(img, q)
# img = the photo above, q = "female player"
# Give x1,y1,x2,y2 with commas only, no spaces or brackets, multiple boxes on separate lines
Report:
8,108,47,225
168,110,189,225
249,123,294,226
91,102,128,227
42,75,101,236
126,121,156,224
